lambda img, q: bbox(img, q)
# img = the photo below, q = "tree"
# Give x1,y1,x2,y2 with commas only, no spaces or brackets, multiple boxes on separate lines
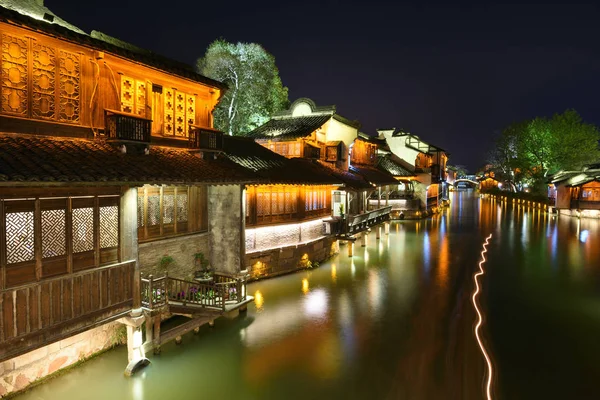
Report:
488,109,600,194
197,40,289,136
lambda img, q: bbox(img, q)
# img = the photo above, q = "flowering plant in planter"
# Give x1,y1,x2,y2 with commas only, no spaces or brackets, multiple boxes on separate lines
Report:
194,252,213,280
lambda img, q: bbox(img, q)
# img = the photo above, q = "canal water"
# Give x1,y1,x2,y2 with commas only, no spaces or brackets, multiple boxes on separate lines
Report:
15,191,600,399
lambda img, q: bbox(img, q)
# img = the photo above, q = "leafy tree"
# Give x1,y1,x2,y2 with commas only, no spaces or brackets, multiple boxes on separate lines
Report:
488,110,600,193
197,40,289,136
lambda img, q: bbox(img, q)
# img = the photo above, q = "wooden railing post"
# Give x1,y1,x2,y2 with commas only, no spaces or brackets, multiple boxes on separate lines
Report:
148,275,154,309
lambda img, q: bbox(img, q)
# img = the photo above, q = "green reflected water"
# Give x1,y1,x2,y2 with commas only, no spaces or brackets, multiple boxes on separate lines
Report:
14,191,600,399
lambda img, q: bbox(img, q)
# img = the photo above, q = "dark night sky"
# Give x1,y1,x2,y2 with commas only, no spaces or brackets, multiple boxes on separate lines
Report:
47,1,600,171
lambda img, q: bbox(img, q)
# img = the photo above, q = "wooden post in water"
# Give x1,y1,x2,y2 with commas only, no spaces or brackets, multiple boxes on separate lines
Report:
347,241,354,257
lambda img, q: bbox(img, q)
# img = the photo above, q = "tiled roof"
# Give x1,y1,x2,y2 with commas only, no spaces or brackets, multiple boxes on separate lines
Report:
0,134,256,185
316,161,372,190
0,5,226,90
349,164,398,186
221,136,341,185
246,115,331,140
551,168,600,186
377,154,415,177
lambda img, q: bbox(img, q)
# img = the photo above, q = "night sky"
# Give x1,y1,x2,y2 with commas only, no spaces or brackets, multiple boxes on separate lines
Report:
48,1,600,171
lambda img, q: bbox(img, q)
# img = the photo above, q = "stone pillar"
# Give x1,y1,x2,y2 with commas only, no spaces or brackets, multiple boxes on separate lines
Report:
120,315,148,376
386,185,390,206
347,241,354,257
385,222,390,235
120,187,140,314
378,186,381,209
361,233,367,247
376,226,381,240
208,185,245,274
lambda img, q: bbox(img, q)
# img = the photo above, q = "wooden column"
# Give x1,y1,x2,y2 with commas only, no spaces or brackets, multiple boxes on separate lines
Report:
378,187,381,209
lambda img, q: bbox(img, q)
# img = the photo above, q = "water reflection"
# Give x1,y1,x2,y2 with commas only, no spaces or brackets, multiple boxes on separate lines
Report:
13,191,600,400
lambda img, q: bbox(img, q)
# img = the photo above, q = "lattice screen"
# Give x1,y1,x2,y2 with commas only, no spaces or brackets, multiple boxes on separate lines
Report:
32,42,56,120
163,194,174,224
176,193,188,222
163,88,174,135
1,34,28,116
120,75,135,114
42,209,66,258
174,91,186,136
59,51,80,123
185,94,195,134
72,207,94,253
135,80,146,116
5,211,34,264
99,206,119,248
137,195,144,227
147,195,160,226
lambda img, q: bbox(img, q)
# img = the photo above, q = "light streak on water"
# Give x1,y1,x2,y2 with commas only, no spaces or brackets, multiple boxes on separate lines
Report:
472,234,494,400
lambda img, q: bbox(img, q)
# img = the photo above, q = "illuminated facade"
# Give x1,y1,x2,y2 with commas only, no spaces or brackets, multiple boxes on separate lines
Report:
376,129,449,213
550,165,600,219
0,2,253,395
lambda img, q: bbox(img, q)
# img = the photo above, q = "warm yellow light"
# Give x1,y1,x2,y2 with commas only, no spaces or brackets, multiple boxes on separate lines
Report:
254,290,264,310
331,264,337,282
302,278,309,294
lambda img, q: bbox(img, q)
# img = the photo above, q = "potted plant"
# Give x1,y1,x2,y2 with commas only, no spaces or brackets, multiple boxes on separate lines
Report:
194,252,213,282
159,254,174,271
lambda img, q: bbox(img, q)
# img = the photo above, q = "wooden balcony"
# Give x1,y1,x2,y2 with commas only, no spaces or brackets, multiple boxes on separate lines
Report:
104,109,151,143
332,206,392,237
0,260,135,362
188,126,224,150
141,272,248,313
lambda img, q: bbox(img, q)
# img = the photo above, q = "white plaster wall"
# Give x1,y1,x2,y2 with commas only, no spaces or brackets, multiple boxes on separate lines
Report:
326,118,359,147
246,218,326,253
381,131,419,169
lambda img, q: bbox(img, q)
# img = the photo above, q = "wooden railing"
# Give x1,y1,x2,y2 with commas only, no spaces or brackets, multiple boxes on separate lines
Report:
104,109,151,143
0,260,135,362
188,126,224,150
340,205,392,235
141,272,248,312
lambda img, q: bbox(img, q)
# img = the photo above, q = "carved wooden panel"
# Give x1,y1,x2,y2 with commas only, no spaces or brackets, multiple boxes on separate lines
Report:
163,88,174,135
1,34,28,116
32,42,56,120
137,194,144,227
147,194,160,226
120,75,134,114
163,193,174,224
135,80,146,117
41,209,66,258
72,207,94,253
59,50,80,123
5,211,35,264
185,94,195,135
99,206,118,249
176,192,188,222
174,91,186,136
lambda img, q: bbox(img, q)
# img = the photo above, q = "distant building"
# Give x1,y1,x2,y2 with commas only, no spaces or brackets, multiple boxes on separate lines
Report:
377,129,449,212
550,164,600,219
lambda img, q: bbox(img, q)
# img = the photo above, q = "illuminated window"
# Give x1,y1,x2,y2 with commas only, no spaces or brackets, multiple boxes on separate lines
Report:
137,185,205,240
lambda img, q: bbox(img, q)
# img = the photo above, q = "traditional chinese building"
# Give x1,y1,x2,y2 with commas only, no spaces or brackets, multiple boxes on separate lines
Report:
550,164,600,219
377,129,449,213
0,1,253,395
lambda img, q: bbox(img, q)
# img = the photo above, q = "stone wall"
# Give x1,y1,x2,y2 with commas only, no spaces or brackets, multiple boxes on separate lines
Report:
0,321,123,397
246,236,339,280
208,185,244,275
138,232,209,280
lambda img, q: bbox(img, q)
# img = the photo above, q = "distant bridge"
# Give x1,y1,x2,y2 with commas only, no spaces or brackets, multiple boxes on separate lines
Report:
453,178,479,186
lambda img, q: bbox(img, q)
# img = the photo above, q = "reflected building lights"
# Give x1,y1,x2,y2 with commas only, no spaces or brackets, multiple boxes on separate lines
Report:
331,264,337,283
304,288,327,317
302,278,309,294
254,290,264,310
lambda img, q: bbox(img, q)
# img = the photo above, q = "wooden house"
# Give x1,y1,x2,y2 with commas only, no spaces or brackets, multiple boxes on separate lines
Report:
550,164,600,219
0,2,254,394
377,128,449,212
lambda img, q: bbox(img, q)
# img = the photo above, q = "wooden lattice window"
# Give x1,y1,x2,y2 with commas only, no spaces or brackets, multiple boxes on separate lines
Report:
1,195,121,287
137,185,204,241
0,34,80,123
120,75,146,117
161,88,196,137
255,186,299,219
1,34,29,116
